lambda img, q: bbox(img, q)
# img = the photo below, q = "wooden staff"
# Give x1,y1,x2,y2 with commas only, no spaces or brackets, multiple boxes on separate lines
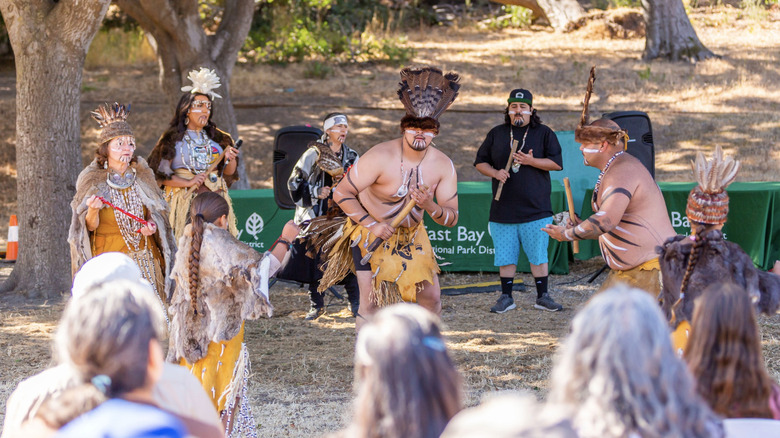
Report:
494,139,519,201
360,199,419,265
563,177,579,254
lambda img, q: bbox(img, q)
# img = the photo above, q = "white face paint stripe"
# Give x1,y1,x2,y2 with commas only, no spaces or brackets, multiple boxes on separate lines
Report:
582,148,600,154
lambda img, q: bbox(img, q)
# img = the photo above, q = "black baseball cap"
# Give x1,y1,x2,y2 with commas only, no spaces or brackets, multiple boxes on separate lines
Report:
507,89,533,106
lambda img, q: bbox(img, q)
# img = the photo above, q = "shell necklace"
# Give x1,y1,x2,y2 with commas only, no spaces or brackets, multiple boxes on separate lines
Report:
592,150,624,207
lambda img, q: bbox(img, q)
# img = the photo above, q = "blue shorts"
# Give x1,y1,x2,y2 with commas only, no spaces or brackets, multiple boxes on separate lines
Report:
489,217,552,267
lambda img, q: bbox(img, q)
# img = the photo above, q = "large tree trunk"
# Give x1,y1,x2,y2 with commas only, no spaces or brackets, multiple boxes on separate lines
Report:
0,0,110,297
491,0,584,31
642,0,716,62
116,0,256,190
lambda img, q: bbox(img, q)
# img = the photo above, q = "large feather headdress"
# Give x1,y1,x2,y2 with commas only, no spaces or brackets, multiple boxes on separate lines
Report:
397,67,460,132
574,66,628,149
181,67,222,99
686,145,739,225
91,102,133,143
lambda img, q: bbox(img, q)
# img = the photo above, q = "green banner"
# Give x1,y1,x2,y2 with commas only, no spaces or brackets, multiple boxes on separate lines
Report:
576,181,780,270
229,180,571,274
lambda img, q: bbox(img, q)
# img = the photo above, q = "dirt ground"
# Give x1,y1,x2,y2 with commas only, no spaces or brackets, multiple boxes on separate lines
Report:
1,6,780,437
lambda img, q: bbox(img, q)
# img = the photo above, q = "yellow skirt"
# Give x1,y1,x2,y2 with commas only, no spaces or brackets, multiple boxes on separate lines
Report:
165,168,238,241
598,257,662,298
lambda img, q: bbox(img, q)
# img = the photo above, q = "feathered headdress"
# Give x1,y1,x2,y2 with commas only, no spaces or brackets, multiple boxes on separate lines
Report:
397,67,460,133
686,145,740,225
574,67,628,149
181,67,222,100
91,103,133,143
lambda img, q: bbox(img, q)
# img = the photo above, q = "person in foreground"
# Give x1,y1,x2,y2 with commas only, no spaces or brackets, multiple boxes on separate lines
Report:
547,284,724,438
685,282,780,419
16,282,213,438
543,68,675,297
69,103,175,315
1,254,223,438
657,145,780,352
474,88,563,313
166,192,298,437
318,66,460,329
332,303,463,438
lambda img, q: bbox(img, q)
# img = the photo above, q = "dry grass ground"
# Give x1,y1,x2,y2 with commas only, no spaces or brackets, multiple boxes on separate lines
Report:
1,6,780,436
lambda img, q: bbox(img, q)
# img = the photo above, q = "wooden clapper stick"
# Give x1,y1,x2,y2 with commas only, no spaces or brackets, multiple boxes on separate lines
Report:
494,139,519,201
563,177,579,254
360,199,420,265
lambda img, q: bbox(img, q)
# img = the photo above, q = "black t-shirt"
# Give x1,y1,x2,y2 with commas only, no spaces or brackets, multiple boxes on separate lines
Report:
474,123,563,223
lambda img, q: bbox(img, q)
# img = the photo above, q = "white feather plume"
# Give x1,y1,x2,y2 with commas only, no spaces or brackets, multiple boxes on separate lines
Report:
181,67,223,99
689,145,740,194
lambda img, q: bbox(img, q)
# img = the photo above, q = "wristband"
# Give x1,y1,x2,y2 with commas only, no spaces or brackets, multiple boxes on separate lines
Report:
276,238,291,250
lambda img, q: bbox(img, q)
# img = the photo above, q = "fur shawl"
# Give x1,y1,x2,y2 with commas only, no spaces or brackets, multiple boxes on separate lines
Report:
68,158,176,284
657,230,780,324
167,223,274,364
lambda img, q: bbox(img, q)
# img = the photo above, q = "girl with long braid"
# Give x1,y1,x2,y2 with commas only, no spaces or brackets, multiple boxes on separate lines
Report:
657,145,780,354
166,192,298,437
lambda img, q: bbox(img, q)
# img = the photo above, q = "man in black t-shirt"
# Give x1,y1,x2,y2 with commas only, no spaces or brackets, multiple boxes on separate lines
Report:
474,89,564,313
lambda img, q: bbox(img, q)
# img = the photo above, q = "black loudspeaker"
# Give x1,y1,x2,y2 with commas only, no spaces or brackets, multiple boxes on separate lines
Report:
272,126,323,209
603,111,655,179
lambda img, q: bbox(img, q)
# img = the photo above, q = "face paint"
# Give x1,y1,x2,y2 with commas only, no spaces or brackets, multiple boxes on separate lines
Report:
581,148,600,154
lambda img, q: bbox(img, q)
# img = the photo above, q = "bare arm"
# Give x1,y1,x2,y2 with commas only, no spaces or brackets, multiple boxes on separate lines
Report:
332,152,381,229
412,160,459,227
160,174,207,188
544,178,634,242
475,162,508,183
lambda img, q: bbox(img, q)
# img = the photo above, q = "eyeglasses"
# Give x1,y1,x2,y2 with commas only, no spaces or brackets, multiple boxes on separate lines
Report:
191,100,212,110
404,129,436,138
109,138,136,151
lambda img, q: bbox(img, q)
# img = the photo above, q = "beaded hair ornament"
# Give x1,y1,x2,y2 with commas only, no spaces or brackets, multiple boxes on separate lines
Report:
181,67,223,100
91,102,133,144
686,145,739,225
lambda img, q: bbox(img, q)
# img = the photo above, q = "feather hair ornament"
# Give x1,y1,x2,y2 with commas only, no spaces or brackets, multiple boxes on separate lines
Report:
181,67,223,99
91,102,133,143
397,67,460,120
686,144,739,225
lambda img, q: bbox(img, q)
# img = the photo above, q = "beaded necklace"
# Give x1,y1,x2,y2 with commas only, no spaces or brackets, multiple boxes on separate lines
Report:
110,182,144,251
510,125,530,173
395,145,429,198
592,150,624,208
182,130,213,174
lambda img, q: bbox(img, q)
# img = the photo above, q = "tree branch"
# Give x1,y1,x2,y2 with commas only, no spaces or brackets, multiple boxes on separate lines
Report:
212,0,256,68
47,0,110,47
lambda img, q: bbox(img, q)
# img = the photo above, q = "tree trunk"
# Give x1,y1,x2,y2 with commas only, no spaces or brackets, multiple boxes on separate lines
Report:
0,0,110,297
642,0,716,62
491,0,584,31
116,0,256,190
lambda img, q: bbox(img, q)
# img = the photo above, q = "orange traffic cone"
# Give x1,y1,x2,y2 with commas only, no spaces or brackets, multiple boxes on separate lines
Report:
6,214,18,261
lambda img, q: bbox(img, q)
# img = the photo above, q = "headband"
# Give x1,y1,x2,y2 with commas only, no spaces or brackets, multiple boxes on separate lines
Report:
323,114,348,131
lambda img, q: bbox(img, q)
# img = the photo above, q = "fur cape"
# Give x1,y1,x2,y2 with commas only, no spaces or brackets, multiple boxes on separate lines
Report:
657,230,780,324
68,158,176,284
167,223,274,364
147,126,238,187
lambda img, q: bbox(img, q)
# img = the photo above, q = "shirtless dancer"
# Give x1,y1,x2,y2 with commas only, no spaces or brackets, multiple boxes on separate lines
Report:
320,67,460,329
543,68,675,296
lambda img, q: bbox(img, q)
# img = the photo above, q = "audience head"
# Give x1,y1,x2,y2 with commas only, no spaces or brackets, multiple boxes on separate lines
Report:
549,284,723,438
39,281,167,428
351,303,462,438
71,252,149,299
685,282,775,418
441,392,576,438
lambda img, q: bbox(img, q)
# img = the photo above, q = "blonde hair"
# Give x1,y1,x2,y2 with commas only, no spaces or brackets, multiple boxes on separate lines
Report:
549,285,723,438
350,304,462,438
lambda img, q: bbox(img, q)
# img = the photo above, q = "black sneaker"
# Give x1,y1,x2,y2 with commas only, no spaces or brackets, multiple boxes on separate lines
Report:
490,294,516,313
534,293,563,312
304,307,325,320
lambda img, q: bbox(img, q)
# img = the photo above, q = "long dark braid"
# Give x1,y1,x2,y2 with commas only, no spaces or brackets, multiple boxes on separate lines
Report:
675,222,707,322
188,192,230,315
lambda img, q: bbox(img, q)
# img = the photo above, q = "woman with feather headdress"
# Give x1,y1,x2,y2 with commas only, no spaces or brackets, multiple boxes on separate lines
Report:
147,67,240,241
68,103,176,316
657,145,780,353
281,112,361,320
313,66,461,330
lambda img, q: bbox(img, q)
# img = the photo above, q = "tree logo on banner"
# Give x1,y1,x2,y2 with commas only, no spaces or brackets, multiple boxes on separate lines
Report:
245,212,264,240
